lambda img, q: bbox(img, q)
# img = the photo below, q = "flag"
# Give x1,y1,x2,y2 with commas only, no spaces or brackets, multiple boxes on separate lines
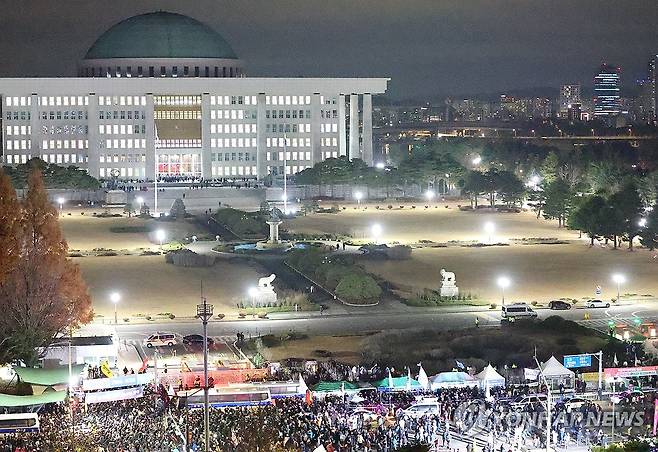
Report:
298,374,308,395
387,369,394,389
305,389,313,406
341,382,346,398
406,368,412,391
613,354,619,366
524,368,540,381
417,363,429,390
653,399,658,436
456,360,465,370
485,379,491,401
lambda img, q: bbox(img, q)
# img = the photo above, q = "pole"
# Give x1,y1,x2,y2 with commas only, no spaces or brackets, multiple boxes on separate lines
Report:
598,351,603,397
612,379,616,442
283,133,288,214
154,146,158,216
68,328,74,444
617,282,621,303
534,355,551,452
202,300,210,452
502,287,506,306
114,303,118,326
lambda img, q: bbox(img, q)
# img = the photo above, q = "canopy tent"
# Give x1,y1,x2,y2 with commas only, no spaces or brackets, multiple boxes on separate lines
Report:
13,365,86,387
539,356,575,391
0,390,67,407
373,376,422,391
475,365,506,388
311,381,360,393
429,371,478,389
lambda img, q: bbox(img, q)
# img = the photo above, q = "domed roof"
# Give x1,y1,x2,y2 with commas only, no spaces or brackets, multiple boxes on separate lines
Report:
84,12,238,60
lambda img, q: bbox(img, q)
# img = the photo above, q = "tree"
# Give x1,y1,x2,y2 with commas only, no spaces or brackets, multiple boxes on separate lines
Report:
170,198,187,220
463,171,489,208
608,183,644,250
540,151,560,184
335,273,382,303
568,195,607,246
0,169,92,365
639,205,658,251
542,178,574,227
494,170,525,207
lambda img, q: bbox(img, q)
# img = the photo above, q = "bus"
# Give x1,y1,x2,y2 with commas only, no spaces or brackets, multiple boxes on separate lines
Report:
0,413,40,435
181,389,272,408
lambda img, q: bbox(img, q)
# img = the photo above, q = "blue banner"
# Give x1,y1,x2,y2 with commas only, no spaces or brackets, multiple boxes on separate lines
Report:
564,354,592,368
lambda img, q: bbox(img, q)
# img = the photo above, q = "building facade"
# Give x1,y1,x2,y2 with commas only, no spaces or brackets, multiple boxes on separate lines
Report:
558,84,581,117
0,12,388,180
593,64,621,117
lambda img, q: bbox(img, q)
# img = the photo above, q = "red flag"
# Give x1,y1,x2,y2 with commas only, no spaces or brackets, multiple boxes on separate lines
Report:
305,389,313,406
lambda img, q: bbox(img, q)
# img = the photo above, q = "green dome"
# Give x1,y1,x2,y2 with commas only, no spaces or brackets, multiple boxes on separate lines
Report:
85,12,238,60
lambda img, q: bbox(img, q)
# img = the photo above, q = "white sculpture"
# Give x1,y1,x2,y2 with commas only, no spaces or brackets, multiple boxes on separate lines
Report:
252,274,278,306
258,274,276,288
440,268,459,297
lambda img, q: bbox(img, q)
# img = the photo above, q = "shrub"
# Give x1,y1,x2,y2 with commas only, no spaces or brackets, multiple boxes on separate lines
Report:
168,314,175,320
531,301,538,306
490,303,497,309
335,273,382,303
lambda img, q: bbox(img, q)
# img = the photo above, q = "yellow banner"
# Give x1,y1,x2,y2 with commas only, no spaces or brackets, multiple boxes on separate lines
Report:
581,372,599,382
100,361,114,378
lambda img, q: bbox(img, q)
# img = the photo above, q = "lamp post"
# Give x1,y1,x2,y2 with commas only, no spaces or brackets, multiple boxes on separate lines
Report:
57,197,65,216
612,273,625,303
425,190,435,202
375,162,385,170
484,221,495,244
355,191,363,205
136,196,144,212
638,218,647,228
196,296,214,452
248,287,259,309
497,276,511,306
371,223,383,244
156,229,166,248
472,156,482,166
110,292,120,325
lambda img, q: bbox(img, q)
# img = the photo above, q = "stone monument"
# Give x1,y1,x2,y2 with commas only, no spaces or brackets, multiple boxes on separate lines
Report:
253,274,278,306
256,211,291,250
440,268,459,297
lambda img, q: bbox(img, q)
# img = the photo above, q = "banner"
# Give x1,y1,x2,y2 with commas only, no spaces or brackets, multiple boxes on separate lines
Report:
84,386,144,404
100,361,113,378
524,368,540,381
604,366,658,379
564,354,592,369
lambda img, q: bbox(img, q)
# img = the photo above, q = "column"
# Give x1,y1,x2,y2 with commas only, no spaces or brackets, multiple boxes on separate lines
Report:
29,94,40,160
349,94,359,159
338,94,347,156
362,93,373,165
200,93,212,179
311,93,322,164
256,93,267,179
86,94,100,178
144,94,156,180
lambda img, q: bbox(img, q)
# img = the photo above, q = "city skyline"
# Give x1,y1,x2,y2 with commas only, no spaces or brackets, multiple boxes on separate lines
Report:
0,0,655,99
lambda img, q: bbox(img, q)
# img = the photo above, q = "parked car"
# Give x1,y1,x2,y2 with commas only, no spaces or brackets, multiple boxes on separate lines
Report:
501,303,538,319
549,300,571,310
144,332,181,348
403,400,440,418
511,394,547,411
183,334,215,346
556,396,590,412
586,299,610,308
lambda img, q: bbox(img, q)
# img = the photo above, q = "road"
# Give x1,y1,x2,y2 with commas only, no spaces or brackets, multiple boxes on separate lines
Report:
81,300,658,346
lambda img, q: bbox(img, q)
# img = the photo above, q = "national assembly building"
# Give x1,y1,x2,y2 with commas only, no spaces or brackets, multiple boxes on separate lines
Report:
0,12,389,181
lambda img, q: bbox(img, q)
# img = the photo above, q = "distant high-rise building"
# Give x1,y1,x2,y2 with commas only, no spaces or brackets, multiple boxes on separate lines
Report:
558,84,581,116
649,54,657,123
593,63,621,117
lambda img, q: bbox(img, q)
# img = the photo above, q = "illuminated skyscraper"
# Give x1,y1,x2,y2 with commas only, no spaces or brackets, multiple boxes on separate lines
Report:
593,63,621,117
649,55,657,123
558,84,581,117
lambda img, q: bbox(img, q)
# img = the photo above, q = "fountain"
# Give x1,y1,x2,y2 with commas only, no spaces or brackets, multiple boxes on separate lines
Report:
256,211,292,251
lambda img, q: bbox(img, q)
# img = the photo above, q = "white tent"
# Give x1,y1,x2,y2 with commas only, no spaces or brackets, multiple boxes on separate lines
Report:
539,356,575,391
475,364,505,389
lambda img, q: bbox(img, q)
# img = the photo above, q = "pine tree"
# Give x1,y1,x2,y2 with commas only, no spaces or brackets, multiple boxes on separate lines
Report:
0,169,93,365
542,178,574,227
639,206,658,251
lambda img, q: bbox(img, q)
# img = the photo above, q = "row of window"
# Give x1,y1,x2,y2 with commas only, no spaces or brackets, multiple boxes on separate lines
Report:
211,152,254,162
42,125,88,135
265,95,312,106
42,139,88,150
210,138,257,148
266,151,313,162
266,137,311,148
41,153,85,164
5,154,30,164
40,96,89,107
153,96,199,106
99,96,147,107
99,167,146,178
6,125,31,136
103,139,147,149
211,166,257,177
320,123,339,133
210,109,257,120
321,137,339,147
266,123,312,134
320,110,339,119
5,96,31,107
154,110,201,120
83,65,241,78
265,109,312,119
100,154,146,163
40,111,87,121
268,165,311,176
99,124,145,135
210,123,257,134
5,111,31,121
155,139,201,149
210,96,257,106
5,140,31,150
99,111,146,120
323,151,339,159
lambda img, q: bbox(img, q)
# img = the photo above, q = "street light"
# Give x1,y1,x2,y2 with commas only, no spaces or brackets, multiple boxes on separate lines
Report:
497,276,511,306
57,197,65,215
484,221,495,244
472,156,482,166
155,229,166,248
110,292,120,325
425,190,435,201
612,273,626,303
136,196,144,207
354,191,363,205
248,287,259,309
638,218,647,228
196,297,214,452
375,162,386,170
371,223,383,243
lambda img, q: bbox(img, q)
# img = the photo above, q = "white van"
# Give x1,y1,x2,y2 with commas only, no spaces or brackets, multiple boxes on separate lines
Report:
144,332,181,348
501,303,537,319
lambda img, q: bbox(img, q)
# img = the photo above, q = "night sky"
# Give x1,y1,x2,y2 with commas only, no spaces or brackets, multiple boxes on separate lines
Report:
0,0,656,99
